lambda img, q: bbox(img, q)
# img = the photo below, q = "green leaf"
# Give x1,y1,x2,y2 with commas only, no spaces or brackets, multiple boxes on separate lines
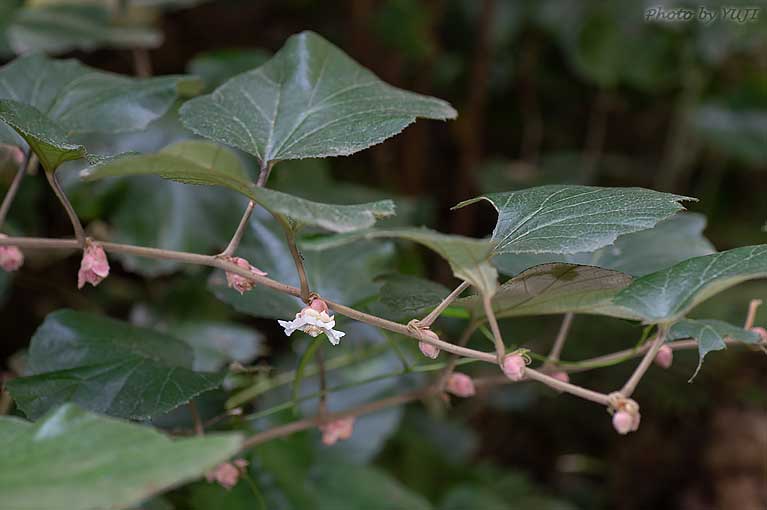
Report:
456,263,636,319
613,245,767,323
668,319,761,380
0,99,86,172
0,53,199,146
454,185,692,255
369,274,451,322
0,404,242,510
312,227,497,295
82,140,396,233
188,48,271,91
179,30,456,164
6,310,225,420
6,4,161,55
211,211,395,319
167,320,264,372
494,213,716,277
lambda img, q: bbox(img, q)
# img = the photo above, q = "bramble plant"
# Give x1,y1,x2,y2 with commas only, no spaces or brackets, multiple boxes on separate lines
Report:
0,29,765,510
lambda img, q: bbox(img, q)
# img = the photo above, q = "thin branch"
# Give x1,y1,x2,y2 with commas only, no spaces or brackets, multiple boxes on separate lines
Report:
44,171,85,246
621,327,668,397
277,217,311,303
437,321,479,389
482,293,505,364
220,161,273,257
744,299,762,329
418,280,470,328
0,151,31,228
189,401,204,436
547,312,574,363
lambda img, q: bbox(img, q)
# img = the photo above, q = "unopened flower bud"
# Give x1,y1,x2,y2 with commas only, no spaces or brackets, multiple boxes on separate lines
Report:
751,327,767,343
0,234,23,272
309,297,329,313
205,460,247,490
502,354,526,381
417,329,440,359
77,240,109,289
654,345,673,369
612,411,633,435
446,372,475,397
319,417,355,445
225,256,267,294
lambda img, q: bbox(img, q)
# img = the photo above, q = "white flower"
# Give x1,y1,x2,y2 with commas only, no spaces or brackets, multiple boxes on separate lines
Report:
278,300,346,345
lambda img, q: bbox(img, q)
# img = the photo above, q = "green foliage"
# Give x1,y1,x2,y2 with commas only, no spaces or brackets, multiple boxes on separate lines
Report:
180,31,456,164
7,310,225,420
455,186,691,255
0,404,241,510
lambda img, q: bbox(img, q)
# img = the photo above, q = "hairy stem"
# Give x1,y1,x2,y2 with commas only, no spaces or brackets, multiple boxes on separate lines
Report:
482,294,505,364
547,312,574,363
220,161,273,257
621,328,668,397
45,171,85,246
278,217,311,303
0,151,31,228
418,280,470,328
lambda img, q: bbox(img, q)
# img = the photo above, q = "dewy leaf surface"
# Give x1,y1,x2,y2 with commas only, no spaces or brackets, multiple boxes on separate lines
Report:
0,99,86,171
179,30,456,163
668,319,761,381
613,245,767,323
82,140,395,233
0,53,198,146
0,404,241,510
456,263,636,319
493,213,716,277
455,185,692,255
6,310,225,420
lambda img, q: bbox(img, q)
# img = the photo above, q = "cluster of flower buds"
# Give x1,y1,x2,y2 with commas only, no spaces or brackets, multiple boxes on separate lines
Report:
77,240,110,288
278,297,346,345
319,417,355,445
223,256,267,294
205,458,249,490
0,234,23,272
609,394,641,435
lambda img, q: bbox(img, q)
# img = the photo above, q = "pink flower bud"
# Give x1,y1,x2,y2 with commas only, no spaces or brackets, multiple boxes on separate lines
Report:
417,329,441,359
0,235,23,272
205,461,244,490
319,417,355,445
77,241,109,289
225,256,267,294
751,327,767,343
310,297,329,313
502,354,526,381
612,411,633,435
654,345,673,369
446,372,475,398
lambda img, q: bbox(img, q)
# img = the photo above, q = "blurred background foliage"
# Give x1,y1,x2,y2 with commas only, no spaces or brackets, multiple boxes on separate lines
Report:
0,0,766,509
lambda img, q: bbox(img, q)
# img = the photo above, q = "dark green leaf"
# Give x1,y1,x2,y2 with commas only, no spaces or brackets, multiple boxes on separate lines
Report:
456,263,635,319
668,319,761,380
180,30,456,163
454,185,692,255
7,310,225,420
0,404,241,510
370,273,451,322
0,99,85,172
613,245,767,323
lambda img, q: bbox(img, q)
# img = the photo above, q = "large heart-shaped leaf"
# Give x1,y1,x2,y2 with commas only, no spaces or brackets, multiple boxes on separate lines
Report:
0,404,241,510
455,263,636,319
668,319,762,380
0,53,199,146
310,227,497,296
211,211,396,318
5,3,161,55
454,185,692,255
0,99,86,172
6,310,225,420
613,245,767,323
493,213,716,277
179,30,456,164
82,140,396,233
